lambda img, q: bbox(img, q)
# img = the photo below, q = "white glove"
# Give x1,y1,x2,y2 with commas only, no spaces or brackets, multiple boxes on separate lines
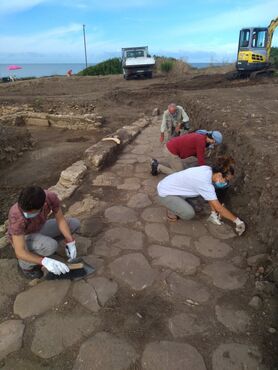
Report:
234,218,246,236
41,257,69,275
207,211,223,226
65,240,77,261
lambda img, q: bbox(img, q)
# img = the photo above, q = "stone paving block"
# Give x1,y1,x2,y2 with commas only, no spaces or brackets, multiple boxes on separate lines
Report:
74,234,92,256
142,341,207,370
73,332,138,370
88,277,118,306
167,272,210,303
148,245,200,274
72,280,100,312
207,222,236,240
83,254,104,273
92,173,122,186
1,358,51,370
0,320,25,360
145,223,169,243
168,313,207,337
80,217,105,237
111,164,134,177
117,177,141,191
0,295,10,313
132,145,150,154
141,207,166,223
31,308,99,359
194,235,232,258
135,163,149,173
215,304,250,333
247,254,268,266
14,280,70,319
170,221,208,238
212,343,262,370
59,160,87,188
127,193,152,208
203,262,247,290
0,259,26,297
105,206,138,224
104,227,144,250
67,197,107,218
94,238,121,257
171,235,191,249
110,253,157,291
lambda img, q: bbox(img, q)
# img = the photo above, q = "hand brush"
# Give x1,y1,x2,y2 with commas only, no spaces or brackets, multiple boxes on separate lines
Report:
45,260,95,281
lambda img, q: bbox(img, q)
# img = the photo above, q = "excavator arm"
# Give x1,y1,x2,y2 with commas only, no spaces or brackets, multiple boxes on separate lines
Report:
266,17,278,61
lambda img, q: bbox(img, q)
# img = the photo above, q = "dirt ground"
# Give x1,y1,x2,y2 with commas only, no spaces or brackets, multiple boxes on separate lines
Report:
0,72,277,244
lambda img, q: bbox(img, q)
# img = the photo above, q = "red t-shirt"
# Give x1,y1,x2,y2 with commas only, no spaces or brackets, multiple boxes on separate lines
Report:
166,133,206,165
8,190,60,240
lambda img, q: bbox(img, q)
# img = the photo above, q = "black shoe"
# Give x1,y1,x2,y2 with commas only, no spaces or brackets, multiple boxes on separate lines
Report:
20,265,43,279
151,159,159,176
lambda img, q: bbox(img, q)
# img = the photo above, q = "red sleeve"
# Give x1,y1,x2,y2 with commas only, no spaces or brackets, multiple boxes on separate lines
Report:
46,191,60,214
196,137,206,165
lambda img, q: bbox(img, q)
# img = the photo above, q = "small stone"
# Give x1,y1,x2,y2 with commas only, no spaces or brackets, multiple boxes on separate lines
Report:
127,193,152,208
167,272,210,303
142,341,206,370
255,281,276,295
145,223,169,243
105,206,138,224
31,308,99,359
14,280,70,318
141,207,166,223
72,280,100,312
215,304,250,333
247,254,268,266
212,343,262,370
88,277,118,306
0,236,9,249
203,262,247,290
110,253,156,291
152,108,160,116
148,245,200,274
168,313,207,337
248,296,263,309
0,320,25,360
268,327,276,334
73,332,138,370
194,236,232,258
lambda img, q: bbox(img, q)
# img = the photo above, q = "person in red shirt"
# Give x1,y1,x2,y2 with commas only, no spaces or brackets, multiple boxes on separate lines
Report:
151,130,223,176
8,186,80,279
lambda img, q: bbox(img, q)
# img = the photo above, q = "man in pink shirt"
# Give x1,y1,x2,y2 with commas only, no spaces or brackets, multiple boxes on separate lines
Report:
8,186,80,279
151,130,223,176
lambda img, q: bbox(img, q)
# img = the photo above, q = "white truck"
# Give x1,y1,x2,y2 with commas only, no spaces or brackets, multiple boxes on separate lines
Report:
121,46,155,80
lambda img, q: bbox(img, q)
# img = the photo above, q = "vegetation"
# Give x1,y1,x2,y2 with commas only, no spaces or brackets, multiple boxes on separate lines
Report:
160,60,174,73
270,47,278,68
78,58,122,76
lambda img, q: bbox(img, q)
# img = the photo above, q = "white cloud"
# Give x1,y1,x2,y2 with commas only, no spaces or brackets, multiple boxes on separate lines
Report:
0,0,48,15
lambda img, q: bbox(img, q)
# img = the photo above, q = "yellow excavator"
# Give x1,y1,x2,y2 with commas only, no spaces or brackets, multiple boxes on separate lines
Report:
229,16,278,78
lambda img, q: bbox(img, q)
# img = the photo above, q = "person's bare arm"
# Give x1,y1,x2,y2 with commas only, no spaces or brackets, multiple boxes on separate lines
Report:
208,200,237,222
55,208,74,242
12,235,43,265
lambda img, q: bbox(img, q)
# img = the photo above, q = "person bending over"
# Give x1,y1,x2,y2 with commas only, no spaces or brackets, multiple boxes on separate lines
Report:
8,186,80,279
151,130,223,176
160,103,190,142
157,156,245,235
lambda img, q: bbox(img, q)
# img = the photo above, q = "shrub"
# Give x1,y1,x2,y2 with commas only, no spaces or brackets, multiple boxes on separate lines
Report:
78,58,122,76
160,61,174,73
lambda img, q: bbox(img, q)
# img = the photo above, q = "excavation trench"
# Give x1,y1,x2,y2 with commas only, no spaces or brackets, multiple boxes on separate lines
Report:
185,99,277,249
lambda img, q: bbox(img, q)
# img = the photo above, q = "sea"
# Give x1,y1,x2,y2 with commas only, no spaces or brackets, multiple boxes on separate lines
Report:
0,62,228,79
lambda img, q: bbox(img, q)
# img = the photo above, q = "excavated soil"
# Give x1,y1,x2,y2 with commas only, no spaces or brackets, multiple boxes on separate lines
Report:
0,73,277,246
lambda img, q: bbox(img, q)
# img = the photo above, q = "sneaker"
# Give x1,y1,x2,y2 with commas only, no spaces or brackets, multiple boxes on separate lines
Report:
20,265,43,279
151,159,159,176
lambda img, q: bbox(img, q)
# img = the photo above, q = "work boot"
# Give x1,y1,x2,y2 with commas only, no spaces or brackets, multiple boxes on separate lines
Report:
20,265,43,279
151,159,159,176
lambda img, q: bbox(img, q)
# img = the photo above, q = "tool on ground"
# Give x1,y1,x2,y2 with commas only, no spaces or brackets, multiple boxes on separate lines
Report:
46,257,95,280
101,136,121,145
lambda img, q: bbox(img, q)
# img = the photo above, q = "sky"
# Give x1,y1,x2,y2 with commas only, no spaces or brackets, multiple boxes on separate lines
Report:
0,0,277,63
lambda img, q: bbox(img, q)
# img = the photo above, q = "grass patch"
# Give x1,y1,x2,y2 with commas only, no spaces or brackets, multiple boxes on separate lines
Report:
78,58,122,76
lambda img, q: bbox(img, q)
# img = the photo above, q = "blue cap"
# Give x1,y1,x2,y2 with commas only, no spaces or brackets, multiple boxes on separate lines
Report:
212,131,223,144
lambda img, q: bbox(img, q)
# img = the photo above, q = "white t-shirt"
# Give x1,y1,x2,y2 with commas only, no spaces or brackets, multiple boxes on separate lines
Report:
157,165,217,201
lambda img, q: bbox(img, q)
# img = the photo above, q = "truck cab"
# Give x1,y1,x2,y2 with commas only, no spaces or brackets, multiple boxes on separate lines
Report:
121,46,155,80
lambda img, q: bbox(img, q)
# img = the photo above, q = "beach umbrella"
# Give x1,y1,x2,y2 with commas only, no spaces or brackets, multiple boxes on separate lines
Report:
7,65,22,70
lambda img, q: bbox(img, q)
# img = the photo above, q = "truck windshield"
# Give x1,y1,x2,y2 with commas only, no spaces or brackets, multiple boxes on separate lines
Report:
251,29,267,48
239,29,250,48
126,50,145,58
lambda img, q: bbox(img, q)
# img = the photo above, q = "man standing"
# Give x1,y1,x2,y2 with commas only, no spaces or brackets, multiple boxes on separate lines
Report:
160,103,190,142
8,186,80,279
151,130,223,176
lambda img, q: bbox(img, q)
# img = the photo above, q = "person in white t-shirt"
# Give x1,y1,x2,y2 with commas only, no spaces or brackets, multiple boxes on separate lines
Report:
157,156,245,235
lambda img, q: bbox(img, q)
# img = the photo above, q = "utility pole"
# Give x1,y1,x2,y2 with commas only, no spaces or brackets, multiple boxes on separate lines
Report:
83,24,88,68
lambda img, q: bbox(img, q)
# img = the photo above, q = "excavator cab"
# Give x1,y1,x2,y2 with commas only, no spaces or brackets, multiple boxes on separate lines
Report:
236,27,269,74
